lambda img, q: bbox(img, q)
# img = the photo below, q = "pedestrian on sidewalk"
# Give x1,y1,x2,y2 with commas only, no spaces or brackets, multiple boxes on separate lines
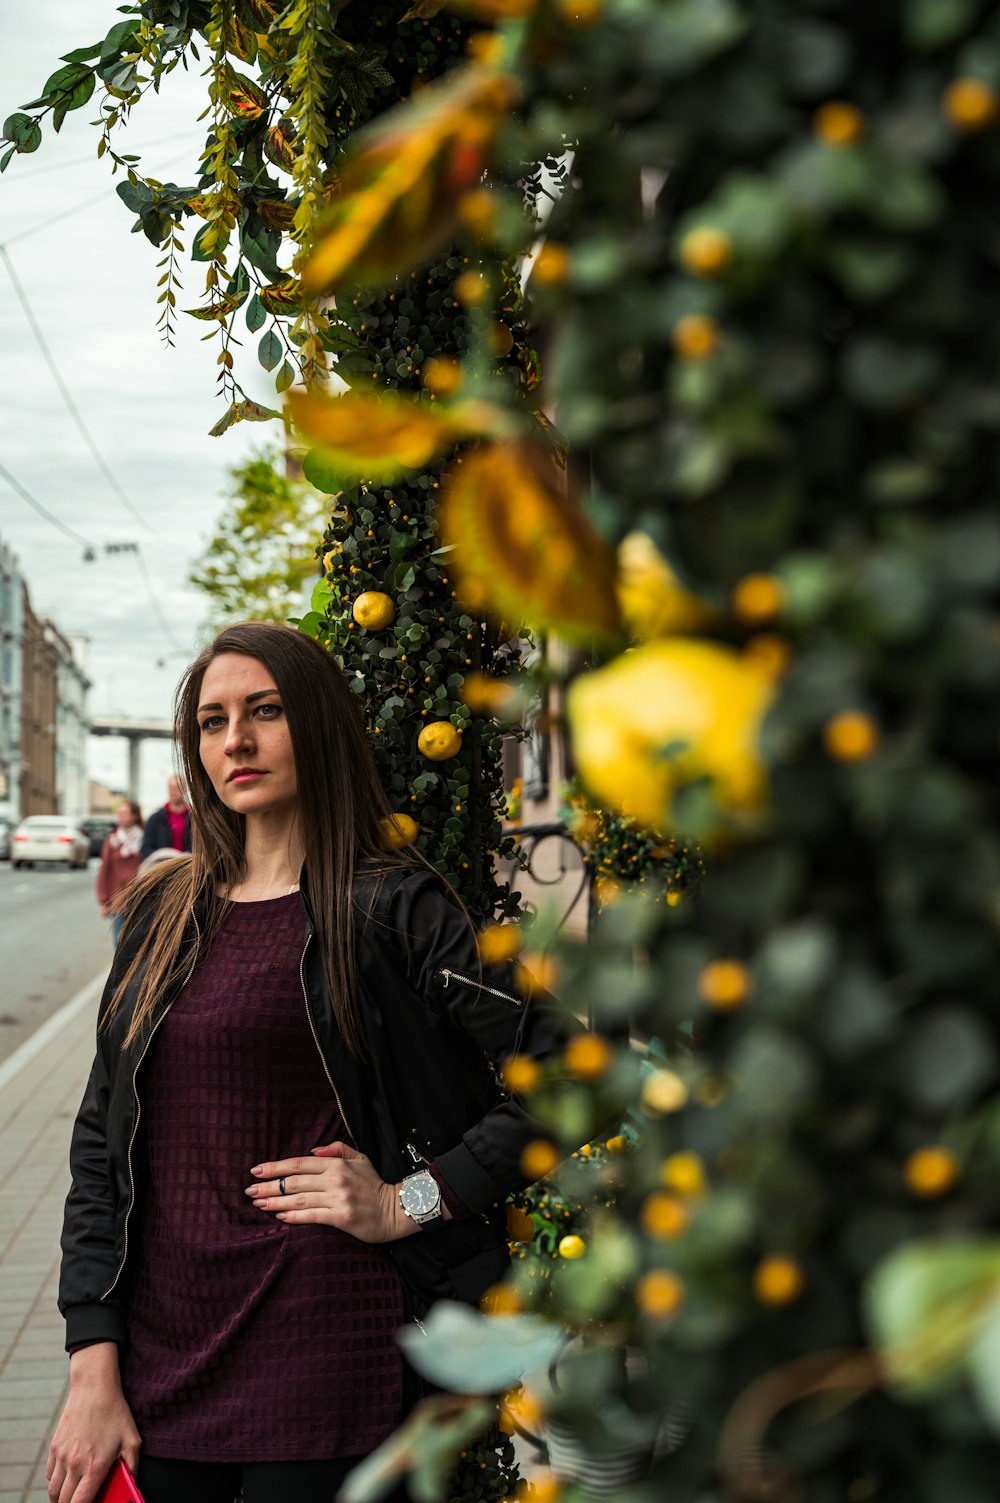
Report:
96,801,145,947
139,776,191,860
48,620,582,1503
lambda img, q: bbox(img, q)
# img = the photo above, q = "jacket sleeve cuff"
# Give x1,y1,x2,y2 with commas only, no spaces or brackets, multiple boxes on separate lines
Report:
64,1302,126,1352
433,1141,514,1218
427,1161,471,1221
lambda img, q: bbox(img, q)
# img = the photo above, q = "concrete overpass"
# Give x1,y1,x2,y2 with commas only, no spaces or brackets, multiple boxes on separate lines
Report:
89,714,174,800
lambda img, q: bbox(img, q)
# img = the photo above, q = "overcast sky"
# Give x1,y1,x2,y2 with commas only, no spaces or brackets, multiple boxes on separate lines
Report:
1,0,308,812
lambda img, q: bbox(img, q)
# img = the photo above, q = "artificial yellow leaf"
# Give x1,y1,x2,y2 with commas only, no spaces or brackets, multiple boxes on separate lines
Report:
224,67,269,120
438,440,621,642
258,280,301,314
289,388,510,480
566,639,776,832
258,198,296,231
302,63,516,294
264,120,298,173
617,531,717,639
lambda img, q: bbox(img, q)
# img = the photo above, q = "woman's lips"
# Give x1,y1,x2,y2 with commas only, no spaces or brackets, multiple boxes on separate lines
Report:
228,770,266,784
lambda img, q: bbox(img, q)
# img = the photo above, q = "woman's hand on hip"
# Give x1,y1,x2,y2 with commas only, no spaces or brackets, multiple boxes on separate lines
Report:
46,1343,141,1503
245,1141,420,1242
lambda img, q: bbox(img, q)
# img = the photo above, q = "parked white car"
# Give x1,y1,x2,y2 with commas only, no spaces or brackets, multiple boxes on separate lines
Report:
11,816,90,869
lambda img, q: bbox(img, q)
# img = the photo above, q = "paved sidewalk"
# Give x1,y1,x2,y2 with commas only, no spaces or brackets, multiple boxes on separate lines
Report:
0,971,108,1503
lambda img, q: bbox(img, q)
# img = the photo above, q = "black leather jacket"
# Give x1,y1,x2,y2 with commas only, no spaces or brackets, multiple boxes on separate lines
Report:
59,863,578,1348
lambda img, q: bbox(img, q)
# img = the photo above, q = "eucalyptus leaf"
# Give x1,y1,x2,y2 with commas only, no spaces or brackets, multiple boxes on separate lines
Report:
245,293,266,332
258,329,282,371
866,1238,1000,1396
3,113,42,153
398,1300,567,1392
339,1395,494,1503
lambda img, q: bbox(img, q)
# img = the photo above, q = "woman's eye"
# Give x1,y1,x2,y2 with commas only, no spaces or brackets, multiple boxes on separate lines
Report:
255,702,282,718
200,716,224,732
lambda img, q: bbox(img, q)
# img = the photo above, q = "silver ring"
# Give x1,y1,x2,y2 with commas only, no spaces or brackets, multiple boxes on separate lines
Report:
278,1177,287,1196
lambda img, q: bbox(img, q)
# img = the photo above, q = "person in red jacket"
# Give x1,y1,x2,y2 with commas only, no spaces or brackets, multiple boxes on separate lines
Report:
96,802,145,947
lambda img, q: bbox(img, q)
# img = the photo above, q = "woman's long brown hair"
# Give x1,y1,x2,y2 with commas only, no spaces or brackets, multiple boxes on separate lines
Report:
107,621,412,1056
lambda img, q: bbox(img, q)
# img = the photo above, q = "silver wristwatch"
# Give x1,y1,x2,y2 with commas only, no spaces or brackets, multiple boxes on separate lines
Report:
399,1169,443,1226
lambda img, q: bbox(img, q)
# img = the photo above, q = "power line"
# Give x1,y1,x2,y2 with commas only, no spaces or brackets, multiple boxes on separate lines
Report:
2,130,196,182
0,242,179,548
0,465,187,654
0,459,95,552
4,149,192,245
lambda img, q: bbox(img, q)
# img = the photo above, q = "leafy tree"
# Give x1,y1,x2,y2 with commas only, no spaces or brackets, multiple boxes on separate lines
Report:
189,443,325,630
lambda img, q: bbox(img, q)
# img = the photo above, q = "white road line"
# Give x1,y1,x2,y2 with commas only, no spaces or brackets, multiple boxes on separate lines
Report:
0,970,109,1094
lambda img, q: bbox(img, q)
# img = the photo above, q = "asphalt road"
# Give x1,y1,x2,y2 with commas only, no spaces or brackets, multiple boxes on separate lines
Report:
0,858,111,1067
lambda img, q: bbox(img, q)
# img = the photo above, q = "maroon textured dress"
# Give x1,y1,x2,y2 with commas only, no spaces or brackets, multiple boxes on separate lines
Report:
121,892,405,1462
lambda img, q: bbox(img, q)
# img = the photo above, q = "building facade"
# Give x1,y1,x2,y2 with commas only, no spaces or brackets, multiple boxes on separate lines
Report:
19,590,58,816
44,624,90,819
0,539,23,818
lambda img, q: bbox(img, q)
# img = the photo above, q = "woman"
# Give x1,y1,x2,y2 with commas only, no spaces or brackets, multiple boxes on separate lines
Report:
96,802,145,947
48,622,578,1503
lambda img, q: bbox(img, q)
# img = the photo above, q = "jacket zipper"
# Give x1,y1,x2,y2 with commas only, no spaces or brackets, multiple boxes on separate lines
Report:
436,967,524,1008
406,1141,430,1167
101,946,200,1302
299,930,356,1145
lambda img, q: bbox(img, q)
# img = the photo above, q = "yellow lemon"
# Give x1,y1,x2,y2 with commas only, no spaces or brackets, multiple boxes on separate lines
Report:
659,1151,707,1197
555,0,603,23
503,1055,540,1094
506,1204,535,1242
813,101,865,146
943,77,999,132
418,720,463,760
520,1139,560,1181
352,591,395,630
745,633,793,681
699,959,752,1010
454,270,489,305
564,1032,613,1080
481,1282,522,1315
640,1192,689,1240
518,1471,560,1503
636,1269,684,1317
461,671,518,718
504,1384,545,1433
671,313,720,360
532,242,571,286
478,923,523,964
732,573,785,624
679,226,733,277
516,951,559,995
491,322,515,357
616,531,714,640
605,1134,628,1154
905,1146,960,1198
566,638,775,832
641,1069,688,1117
824,710,879,763
458,187,498,240
422,356,462,396
379,812,419,849
558,1234,586,1259
753,1255,805,1305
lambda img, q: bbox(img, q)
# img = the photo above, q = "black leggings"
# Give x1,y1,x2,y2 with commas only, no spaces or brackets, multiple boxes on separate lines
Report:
136,1454,363,1503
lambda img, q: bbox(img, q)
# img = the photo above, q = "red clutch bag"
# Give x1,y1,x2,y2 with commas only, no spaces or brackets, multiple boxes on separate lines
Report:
95,1459,145,1503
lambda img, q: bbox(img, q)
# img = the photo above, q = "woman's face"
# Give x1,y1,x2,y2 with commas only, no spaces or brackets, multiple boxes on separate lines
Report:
197,652,298,821
117,804,135,828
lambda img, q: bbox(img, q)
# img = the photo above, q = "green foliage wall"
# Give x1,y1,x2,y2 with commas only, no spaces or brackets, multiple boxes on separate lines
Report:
6,0,532,918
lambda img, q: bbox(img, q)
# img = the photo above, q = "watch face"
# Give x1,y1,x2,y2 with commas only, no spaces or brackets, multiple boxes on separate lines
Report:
402,1174,440,1215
